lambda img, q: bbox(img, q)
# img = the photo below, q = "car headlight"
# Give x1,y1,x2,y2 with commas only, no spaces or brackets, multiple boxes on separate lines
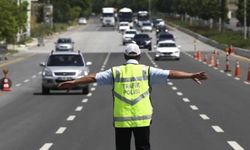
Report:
145,40,151,44
43,68,52,76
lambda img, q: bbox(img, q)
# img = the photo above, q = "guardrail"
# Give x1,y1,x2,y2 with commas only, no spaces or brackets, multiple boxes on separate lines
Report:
167,23,250,59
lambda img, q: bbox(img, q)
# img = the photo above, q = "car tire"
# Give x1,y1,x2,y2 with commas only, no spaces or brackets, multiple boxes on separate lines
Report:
123,42,125,45
176,57,180,60
148,46,152,51
82,86,89,94
42,86,50,95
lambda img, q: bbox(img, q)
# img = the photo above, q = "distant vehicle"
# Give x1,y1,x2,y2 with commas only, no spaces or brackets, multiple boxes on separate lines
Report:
137,11,150,27
155,24,168,35
152,18,165,27
141,22,153,32
118,7,133,27
122,29,137,45
55,38,74,51
133,33,152,50
118,22,130,32
102,7,116,26
157,32,175,43
154,40,181,61
78,17,87,25
40,51,92,94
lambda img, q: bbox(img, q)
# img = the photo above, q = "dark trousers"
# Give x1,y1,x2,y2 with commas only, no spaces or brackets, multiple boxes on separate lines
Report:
115,126,151,150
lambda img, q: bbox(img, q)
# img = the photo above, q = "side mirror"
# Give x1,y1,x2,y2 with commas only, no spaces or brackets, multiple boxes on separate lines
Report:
86,61,92,66
40,62,46,67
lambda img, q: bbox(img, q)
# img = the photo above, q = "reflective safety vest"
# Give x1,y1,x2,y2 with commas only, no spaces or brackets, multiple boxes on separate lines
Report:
112,64,153,128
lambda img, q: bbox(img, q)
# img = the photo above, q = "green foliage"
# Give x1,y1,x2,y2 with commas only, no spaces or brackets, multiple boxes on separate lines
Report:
236,0,250,26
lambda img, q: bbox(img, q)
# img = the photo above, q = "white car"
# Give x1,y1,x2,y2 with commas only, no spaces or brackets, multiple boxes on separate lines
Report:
154,40,181,61
119,22,130,32
78,17,87,25
122,29,137,45
141,22,153,32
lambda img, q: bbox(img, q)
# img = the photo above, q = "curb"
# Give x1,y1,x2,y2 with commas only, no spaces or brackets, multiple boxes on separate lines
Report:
167,23,250,59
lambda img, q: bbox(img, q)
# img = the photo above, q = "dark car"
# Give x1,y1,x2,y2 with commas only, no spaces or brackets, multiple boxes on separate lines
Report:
155,25,168,35
133,33,152,50
157,32,175,44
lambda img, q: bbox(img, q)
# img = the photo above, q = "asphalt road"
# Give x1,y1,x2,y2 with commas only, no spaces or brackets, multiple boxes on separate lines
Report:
0,18,249,150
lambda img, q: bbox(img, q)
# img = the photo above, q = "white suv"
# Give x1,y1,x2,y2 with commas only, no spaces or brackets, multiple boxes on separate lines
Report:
40,51,92,94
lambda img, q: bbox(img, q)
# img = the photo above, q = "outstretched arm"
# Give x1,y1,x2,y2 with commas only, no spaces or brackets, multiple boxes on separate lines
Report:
168,70,207,84
57,73,97,90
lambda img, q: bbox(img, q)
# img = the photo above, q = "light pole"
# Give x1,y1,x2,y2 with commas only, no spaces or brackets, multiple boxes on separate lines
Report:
244,0,247,39
148,0,151,17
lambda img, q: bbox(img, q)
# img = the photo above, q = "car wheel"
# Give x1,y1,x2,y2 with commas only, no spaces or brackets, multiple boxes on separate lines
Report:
176,57,180,60
123,42,125,45
82,86,89,94
42,86,50,95
148,46,152,51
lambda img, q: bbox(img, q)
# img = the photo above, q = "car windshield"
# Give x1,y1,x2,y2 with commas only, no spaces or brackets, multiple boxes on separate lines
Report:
47,55,84,66
159,34,174,39
134,34,149,39
120,23,128,26
143,23,151,26
57,39,72,43
159,43,176,47
126,31,136,34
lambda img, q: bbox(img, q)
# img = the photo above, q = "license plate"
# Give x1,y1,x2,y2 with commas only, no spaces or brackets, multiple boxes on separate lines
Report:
58,77,71,81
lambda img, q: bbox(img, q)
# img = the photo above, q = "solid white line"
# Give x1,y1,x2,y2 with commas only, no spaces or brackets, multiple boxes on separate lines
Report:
172,86,177,90
55,127,67,134
103,53,111,66
190,105,199,110
82,98,88,103
199,114,210,120
87,93,92,97
67,115,76,121
75,106,83,111
32,75,37,78
212,125,224,133
24,79,29,83
15,83,22,87
91,87,96,91
227,141,244,150
40,143,53,150
182,98,190,102
167,82,173,86
176,92,183,96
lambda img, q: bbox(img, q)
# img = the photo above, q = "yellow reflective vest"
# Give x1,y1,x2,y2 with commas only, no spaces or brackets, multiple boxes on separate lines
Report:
112,64,153,128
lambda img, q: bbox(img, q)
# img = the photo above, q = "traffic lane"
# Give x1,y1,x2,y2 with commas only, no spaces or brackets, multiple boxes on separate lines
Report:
150,52,249,149
0,53,106,150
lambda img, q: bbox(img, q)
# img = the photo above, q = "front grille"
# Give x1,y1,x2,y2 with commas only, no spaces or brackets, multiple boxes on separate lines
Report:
163,52,173,55
54,72,76,76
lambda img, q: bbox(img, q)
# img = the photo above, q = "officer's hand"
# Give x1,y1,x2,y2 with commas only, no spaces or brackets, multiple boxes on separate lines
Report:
191,72,208,85
57,80,76,90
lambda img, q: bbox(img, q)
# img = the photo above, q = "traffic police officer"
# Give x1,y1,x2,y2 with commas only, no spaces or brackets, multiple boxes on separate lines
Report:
58,43,207,150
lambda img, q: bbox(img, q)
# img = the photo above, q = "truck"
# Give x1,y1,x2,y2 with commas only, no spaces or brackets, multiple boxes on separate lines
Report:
137,11,150,27
118,7,133,28
102,7,116,27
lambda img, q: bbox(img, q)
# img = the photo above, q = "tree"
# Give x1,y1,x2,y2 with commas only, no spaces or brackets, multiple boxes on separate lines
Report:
237,0,250,37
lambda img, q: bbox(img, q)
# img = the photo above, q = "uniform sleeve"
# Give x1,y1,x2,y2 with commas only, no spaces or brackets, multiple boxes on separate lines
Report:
149,67,170,85
95,69,113,85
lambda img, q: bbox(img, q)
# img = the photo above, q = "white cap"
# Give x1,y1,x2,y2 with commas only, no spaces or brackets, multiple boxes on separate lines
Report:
124,43,141,56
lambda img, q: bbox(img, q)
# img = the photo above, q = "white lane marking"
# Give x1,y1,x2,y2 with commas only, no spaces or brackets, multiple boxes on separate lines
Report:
103,53,111,66
190,105,199,110
227,141,244,150
244,81,250,85
176,92,183,96
75,106,83,111
227,73,232,77
82,98,88,103
220,70,224,73
15,83,22,87
212,125,224,133
40,143,53,150
87,93,92,97
154,64,158,68
38,72,42,75
100,68,105,71
93,83,98,86
199,114,210,120
90,87,96,91
182,98,190,102
172,86,177,90
32,75,37,78
67,115,76,121
24,79,30,83
55,127,67,134
214,67,218,70
234,77,240,80
167,82,173,86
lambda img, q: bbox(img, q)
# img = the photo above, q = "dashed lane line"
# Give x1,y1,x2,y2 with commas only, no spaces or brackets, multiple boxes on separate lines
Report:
32,75,37,78
82,98,88,103
87,93,92,97
39,143,53,150
90,87,96,91
199,114,210,120
167,82,173,86
172,86,177,90
75,106,83,112
55,127,67,134
212,125,224,133
190,105,199,110
15,83,22,87
176,92,183,96
23,79,30,83
67,115,76,121
227,141,245,150
182,98,190,103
